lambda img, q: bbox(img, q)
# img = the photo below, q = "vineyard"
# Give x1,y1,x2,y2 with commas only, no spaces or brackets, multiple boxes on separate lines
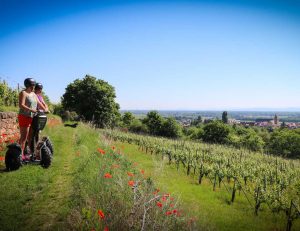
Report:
102,129,300,230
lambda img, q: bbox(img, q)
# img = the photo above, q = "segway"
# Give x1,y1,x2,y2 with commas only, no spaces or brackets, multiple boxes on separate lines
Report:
5,111,54,171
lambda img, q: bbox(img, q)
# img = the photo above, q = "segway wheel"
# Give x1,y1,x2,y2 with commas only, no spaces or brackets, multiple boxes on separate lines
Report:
5,143,22,171
40,146,52,168
45,137,54,155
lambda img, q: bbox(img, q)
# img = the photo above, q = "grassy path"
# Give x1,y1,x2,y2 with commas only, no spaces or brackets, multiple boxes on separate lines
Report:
115,140,300,231
0,122,76,231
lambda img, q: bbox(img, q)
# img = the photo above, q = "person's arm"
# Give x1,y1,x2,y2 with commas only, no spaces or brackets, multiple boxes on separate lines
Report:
19,91,37,113
35,94,47,111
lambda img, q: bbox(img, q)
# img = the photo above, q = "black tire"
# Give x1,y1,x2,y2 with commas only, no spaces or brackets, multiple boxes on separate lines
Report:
40,145,52,168
45,137,54,155
5,144,22,171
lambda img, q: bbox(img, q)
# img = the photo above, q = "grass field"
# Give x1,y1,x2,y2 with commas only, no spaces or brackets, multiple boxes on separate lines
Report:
0,121,299,231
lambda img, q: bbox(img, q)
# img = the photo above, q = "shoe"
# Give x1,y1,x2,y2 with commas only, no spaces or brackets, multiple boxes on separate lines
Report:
22,154,31,161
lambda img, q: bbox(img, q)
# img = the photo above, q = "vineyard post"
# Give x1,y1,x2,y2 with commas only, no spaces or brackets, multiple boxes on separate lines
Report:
286,200,293,231
231,177,236,203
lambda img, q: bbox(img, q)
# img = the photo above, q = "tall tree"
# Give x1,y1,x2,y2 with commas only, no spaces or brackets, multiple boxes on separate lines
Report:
143,111,163,135
222,111,228,124
62,75,120,128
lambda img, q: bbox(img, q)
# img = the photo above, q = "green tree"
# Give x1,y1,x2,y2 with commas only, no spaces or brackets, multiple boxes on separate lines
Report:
62,75,120,128
222,111,228,124
202,120,231,144
191,115,202,126
160,117,182,138
143,111,163,136
122,112,135,127
129,119,148,134
268,129,300,158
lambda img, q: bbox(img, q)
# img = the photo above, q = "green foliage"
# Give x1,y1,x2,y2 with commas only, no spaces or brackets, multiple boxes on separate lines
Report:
128,119,148,133
268,129,300,158
184,126,204,140
231,126,265,152
191,115,202,126
160,117,182,138
62,75,120,128
202,120,231,144
122,112,134,126
222,111,228,124
0,80,18,107
143,111,163,136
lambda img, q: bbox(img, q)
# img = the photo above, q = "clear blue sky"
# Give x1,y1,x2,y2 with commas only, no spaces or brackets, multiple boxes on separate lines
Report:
0,0,300,110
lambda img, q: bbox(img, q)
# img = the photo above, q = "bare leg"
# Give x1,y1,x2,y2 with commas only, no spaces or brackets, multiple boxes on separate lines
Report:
19,126,30,159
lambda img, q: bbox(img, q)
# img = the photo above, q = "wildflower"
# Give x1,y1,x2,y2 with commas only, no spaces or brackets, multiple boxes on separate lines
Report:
140,169,145,174
111,146,115,150
0,156,5,161
128,180,135,187
127,172,134,177
170,204,174,208
97,209,105,219
170,197,174,201
172,209,178,214
156,202,163,208
104,226,109,231
97,148,105,154
104,173,112,178
165,211,172,216
162,196,167,202
164,193,170,197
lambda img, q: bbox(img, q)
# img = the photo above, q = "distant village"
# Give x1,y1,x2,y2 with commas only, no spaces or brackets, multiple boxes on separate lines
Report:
178,114,300,129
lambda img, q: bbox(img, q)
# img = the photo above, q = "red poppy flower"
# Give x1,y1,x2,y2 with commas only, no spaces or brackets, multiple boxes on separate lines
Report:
104,226,109,231
0,156,5,161
172,209,178,214
162,196,167,202
128,180,135,187
98,209,105,219
127,172,134,177
170,204,174,208
156,202,163,208
104,173,112,178
165,211,172,216
97,148,105,154
140,169,145,174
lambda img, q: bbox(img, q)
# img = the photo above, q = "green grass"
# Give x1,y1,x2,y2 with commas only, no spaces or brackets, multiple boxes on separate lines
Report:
0,123,191,231
0,121,75,230
114,140,300,231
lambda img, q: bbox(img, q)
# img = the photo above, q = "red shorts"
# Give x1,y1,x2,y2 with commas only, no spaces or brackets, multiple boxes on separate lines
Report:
18,114,33,127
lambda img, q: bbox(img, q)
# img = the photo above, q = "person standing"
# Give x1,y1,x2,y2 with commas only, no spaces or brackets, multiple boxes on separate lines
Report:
34,83,49,112
18,78,46,160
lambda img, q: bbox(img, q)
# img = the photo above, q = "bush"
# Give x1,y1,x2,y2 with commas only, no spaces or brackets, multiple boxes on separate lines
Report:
202,120,231,144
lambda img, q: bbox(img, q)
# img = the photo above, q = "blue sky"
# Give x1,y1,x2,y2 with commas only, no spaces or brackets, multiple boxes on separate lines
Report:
0,0,300,110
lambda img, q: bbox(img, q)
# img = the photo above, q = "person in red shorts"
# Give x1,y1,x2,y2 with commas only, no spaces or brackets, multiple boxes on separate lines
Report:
18,78,47,161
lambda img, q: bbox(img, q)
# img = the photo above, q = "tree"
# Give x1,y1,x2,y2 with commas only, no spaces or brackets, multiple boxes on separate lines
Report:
191,115,202,126
222,111,228,124
122,112,135,127
268,129,300,158
62,75,120,128
160,117,182,138
202,120,231,144
129,119,148,134
143,111,163,136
